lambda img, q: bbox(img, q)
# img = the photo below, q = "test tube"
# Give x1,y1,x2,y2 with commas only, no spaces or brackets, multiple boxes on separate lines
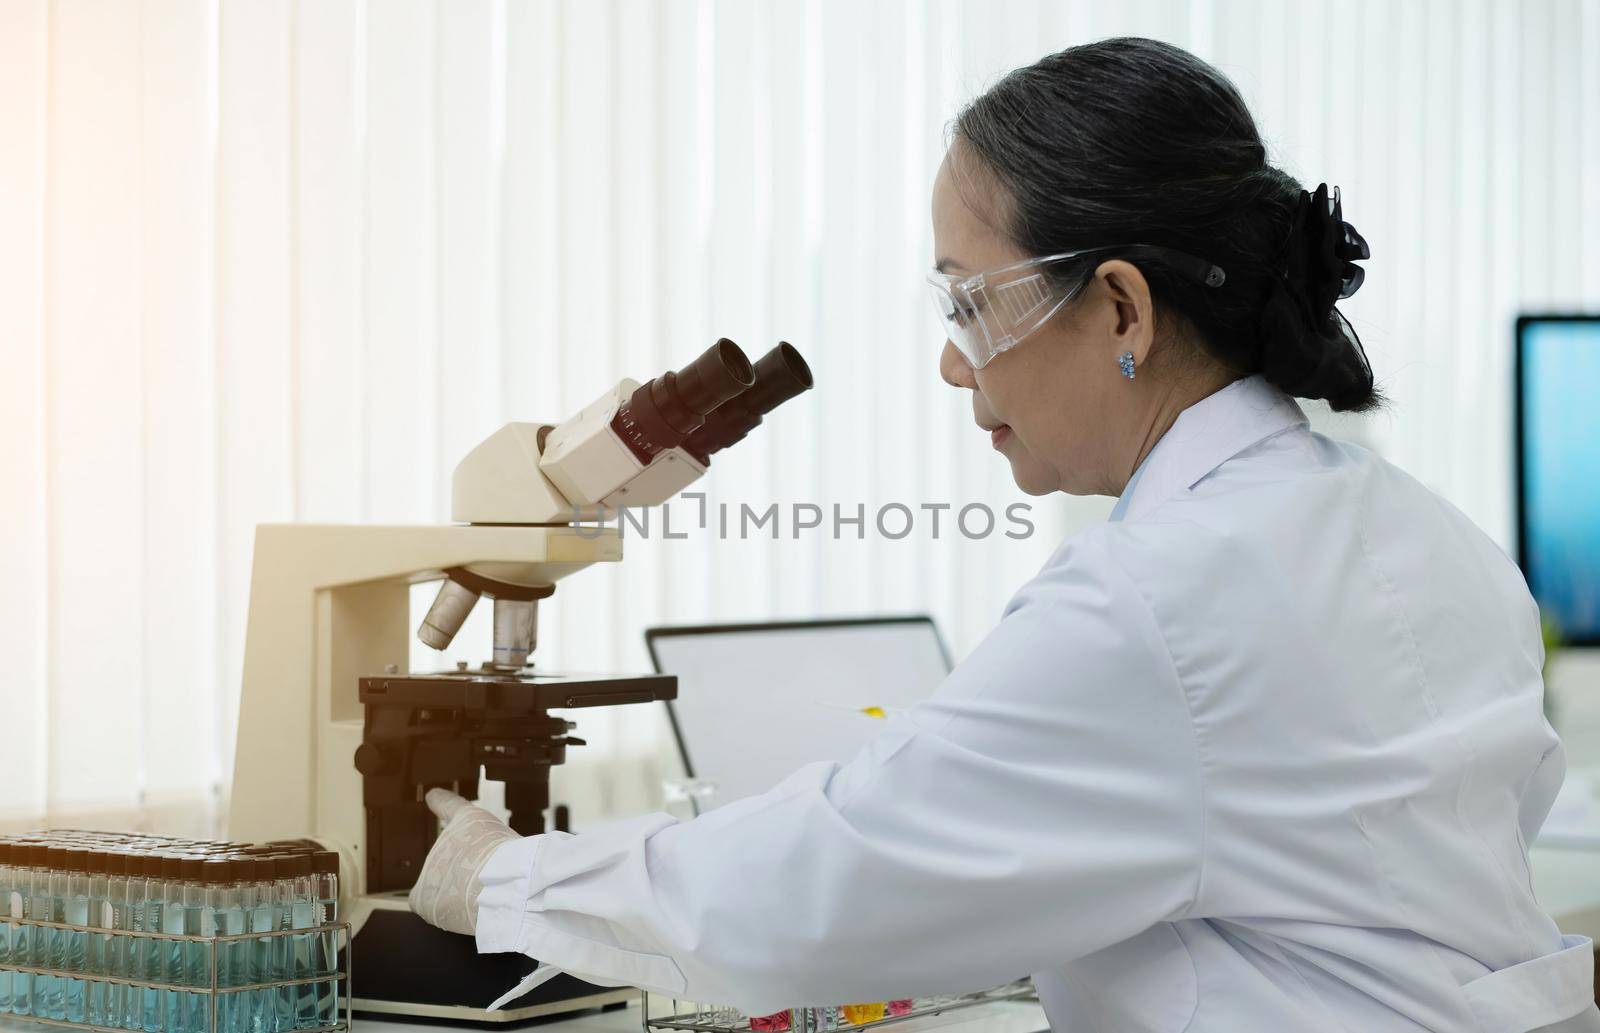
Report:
268,856,292,1032
41,845,67,1020
0,842,17,1016
27,846,49,1019
129,854,159,1031
223,860,244,1033
103,851,130,1029
62,848,92,1019
12,845,37,1018
190,858,233,1033
161,857,184,1029
310,851,339,1029
121,853,144,1029
249,856,280,1033
283,853,315,1031
151,854,184,1033
84,849,110,1025
0,842,14,1016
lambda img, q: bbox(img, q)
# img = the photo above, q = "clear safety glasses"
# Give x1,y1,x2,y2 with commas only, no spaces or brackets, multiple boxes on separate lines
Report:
926,245,1228,369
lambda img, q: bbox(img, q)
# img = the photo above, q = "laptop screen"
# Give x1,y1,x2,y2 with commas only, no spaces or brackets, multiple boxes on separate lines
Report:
646,618,953,808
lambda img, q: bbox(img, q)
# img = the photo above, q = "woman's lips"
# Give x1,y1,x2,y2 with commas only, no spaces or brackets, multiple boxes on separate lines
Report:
990,425,1012,448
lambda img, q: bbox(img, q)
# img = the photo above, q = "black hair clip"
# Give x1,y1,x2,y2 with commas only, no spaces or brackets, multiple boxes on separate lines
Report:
1282,183,1370,326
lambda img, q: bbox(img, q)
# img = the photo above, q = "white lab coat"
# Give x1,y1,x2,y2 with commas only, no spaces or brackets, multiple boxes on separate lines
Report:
475,374,1599,1032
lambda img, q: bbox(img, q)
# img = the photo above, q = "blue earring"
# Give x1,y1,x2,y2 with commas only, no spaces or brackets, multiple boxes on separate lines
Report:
1118,351,1136,380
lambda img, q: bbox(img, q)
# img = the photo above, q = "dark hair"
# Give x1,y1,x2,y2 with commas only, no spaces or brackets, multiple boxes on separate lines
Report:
954,37,1381,413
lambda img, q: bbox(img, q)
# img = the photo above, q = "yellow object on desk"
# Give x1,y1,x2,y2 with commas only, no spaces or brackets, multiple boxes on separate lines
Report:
840,1002,887,1023
815,702,892,719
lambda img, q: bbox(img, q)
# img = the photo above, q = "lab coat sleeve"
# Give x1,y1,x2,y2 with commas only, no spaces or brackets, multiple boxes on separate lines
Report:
475,530,1205,1012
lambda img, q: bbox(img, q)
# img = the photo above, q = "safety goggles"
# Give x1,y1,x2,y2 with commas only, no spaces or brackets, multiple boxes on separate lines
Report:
926,245,1228,369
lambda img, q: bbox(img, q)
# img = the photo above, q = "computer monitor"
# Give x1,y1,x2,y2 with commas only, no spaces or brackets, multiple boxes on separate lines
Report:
1516,315,1600,645
645,617,953,807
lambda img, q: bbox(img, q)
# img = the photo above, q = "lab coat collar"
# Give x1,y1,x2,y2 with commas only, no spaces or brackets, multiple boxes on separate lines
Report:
1116,375,1309,523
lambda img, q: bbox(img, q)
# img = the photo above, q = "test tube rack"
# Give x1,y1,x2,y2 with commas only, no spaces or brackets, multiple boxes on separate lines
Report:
638,979,1037,1032
0,916,351,1033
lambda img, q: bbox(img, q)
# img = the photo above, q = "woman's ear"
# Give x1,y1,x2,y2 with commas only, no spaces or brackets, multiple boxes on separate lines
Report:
1094,259,1157,368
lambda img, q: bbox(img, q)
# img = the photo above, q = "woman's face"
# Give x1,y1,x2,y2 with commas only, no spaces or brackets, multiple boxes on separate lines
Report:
931,145,1159,497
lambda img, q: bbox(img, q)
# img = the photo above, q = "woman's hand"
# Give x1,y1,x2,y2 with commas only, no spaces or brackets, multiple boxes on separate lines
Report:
408,787,522,935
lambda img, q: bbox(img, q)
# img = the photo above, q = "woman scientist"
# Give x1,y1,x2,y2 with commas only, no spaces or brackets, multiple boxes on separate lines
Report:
410,37,1598,1032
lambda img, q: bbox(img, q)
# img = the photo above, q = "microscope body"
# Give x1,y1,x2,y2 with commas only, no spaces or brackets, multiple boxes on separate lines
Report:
225,427,666,1022
228,340,812,1024
228,521,619,860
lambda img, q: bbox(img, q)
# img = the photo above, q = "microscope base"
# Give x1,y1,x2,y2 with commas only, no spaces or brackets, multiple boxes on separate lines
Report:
350,907,634,1025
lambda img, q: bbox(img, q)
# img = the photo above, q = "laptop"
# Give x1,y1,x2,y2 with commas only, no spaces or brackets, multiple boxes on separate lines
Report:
645,617,953,808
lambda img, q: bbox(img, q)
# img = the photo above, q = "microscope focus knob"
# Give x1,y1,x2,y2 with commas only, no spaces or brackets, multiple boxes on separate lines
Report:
353,743,394,776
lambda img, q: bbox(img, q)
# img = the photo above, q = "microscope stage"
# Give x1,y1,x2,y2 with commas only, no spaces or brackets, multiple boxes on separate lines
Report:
355,667,680,887
359,669,677,710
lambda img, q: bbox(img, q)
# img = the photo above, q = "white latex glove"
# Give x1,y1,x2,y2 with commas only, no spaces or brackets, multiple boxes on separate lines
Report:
408,788,522,936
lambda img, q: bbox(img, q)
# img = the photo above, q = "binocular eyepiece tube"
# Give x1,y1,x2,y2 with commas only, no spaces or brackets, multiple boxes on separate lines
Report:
684,341,815,460
610,338,756,464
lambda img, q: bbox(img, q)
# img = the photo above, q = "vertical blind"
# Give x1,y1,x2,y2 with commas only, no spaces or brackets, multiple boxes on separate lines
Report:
2,0,1596,834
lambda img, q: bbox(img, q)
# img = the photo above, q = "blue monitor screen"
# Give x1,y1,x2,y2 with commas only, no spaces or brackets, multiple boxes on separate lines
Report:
1519,318,1600,644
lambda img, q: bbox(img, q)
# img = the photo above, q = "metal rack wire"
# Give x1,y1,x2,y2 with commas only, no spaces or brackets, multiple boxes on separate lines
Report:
1,915,351,1033
639,980,1036,1032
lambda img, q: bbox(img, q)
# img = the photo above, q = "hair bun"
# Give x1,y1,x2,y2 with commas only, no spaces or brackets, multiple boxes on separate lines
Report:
1281,183,1370,326
1250,182,1377,412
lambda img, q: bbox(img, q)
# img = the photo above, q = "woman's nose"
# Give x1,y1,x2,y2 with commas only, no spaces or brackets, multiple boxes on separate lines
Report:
940,341,978,388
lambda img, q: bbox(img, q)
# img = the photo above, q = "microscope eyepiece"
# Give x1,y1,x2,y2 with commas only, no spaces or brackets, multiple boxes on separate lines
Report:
674,338,756,415
610,338,756,464
743,342,813,412
684,342,814,460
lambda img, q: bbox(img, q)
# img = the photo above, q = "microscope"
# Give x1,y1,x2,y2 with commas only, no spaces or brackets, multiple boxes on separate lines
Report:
227,339,813,1023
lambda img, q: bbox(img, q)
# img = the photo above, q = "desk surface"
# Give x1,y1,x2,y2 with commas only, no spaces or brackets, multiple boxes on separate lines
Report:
279,848,1600,1033
1534,844,1600,942
2,853,1590,1033
0,1003,1050,1033
342,842,1600,1033
0,837,1582,1033
351,999,1050,1033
